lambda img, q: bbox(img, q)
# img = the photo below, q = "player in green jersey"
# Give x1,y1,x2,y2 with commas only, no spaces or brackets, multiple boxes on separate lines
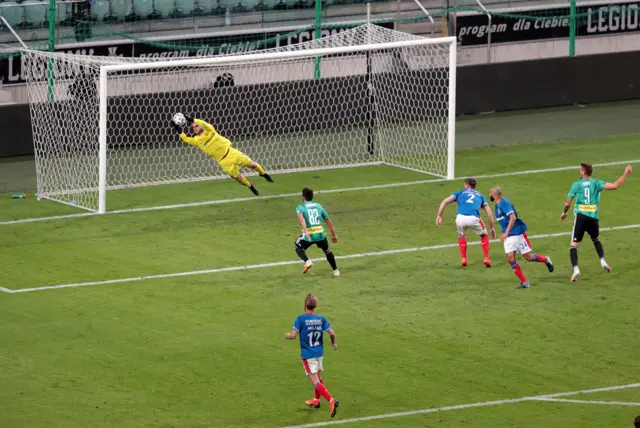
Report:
561,163,632,282
295,188,340,277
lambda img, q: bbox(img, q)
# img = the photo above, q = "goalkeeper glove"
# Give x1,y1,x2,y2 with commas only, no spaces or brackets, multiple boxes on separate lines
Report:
184,115,195,124
170,120,182,134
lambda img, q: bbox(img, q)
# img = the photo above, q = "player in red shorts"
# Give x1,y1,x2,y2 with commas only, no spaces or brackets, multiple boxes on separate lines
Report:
284,293,339,418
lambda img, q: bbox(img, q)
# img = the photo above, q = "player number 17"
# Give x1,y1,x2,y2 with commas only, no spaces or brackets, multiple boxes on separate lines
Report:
307,331,321,347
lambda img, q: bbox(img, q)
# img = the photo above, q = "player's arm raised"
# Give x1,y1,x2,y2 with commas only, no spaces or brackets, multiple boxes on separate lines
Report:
326,328,338,350
436,195,456,227
482,203,497,239
603,165,632,190
297,212,310,240
184,114,216,134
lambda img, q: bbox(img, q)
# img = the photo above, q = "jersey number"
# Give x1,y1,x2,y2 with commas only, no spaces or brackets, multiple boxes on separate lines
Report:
307,331,321,347
308,209,321,225
584,188,590,204
466,194,475,204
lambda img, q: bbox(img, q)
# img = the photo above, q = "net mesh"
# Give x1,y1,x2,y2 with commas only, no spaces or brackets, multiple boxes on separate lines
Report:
23,24,453,212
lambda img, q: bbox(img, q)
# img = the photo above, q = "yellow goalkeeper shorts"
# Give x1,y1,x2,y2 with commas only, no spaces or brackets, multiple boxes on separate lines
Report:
218,148,253,178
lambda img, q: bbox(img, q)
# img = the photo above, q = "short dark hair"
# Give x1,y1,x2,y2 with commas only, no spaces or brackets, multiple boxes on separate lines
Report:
302,187,314,201
581,163,593,176
634,415,640,428
464,178,477,188
305,293,317,310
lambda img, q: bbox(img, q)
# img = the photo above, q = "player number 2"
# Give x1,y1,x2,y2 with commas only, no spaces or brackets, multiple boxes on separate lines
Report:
584,188,590,204
466,194,475,204
307,331,321,347
309,209,321,225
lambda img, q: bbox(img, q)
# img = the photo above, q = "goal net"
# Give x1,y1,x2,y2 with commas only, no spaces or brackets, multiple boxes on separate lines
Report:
23,24,456,213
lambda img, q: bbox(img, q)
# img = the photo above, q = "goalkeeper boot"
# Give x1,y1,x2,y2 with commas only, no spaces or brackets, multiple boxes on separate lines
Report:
305,398,321,408
249,183,259,196
261,173,274,183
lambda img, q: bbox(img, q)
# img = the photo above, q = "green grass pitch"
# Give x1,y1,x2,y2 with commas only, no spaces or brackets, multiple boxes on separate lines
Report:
1,105,640,428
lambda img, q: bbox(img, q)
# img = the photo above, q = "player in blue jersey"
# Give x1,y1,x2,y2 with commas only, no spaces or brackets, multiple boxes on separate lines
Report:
489,186,554,288
436,178,496,267
285,293,339,418
295,188,340,277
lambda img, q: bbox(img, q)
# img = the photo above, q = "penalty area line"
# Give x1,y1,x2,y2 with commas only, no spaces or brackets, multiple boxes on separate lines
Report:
5,223,640,294
1,159,638,226
282,383,640,427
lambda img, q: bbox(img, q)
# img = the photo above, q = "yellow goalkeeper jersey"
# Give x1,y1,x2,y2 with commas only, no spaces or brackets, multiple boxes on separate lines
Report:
179,119,231,162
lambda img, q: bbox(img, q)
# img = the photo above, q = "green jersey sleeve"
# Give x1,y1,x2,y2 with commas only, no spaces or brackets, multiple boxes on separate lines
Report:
320,205,329,220
595,179,606,192
567,181,579,198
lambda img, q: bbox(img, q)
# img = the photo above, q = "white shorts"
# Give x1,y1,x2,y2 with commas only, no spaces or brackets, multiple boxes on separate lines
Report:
503,233,532,255
455,214,487,236
302,357,324,375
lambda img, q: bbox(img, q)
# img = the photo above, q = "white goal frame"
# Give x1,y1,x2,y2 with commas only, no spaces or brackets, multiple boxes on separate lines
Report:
94,37,456,213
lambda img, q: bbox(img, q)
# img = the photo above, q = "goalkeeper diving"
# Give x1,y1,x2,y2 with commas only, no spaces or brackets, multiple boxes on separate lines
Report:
171,113,274,195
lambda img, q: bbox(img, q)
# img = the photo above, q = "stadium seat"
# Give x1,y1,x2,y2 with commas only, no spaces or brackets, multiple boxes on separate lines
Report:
153,0,174,18
174,0,194,16
109,0,128,20
56,2,70,24
230,1,245,13
253,0,267,11
192,0,213,14
273,0,287,10
132,0,153,19
91,0,110,22
0,2,23,28
24,0,46,27
211,0,225,15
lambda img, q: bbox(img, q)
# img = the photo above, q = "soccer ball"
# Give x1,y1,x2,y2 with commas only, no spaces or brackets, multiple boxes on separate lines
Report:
173,112,187,127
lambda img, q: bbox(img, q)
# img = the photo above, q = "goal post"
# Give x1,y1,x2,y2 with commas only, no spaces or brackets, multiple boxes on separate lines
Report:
24,25,457,214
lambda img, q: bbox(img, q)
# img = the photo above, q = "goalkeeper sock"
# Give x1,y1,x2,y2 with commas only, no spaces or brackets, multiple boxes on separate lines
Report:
458,237,468,259
295,246,309,262
254,163,266,175
531,254,548,263
239,176,251,187
325,250,338,271
570,247,578,268
510,261,527,282
593,240,605,259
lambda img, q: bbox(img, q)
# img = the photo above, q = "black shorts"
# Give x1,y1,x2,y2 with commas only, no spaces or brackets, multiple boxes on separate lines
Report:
295,234,330,252
571,213,600,243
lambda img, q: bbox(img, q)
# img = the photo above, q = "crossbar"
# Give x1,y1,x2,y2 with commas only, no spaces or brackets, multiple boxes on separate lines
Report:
101,37,457,73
